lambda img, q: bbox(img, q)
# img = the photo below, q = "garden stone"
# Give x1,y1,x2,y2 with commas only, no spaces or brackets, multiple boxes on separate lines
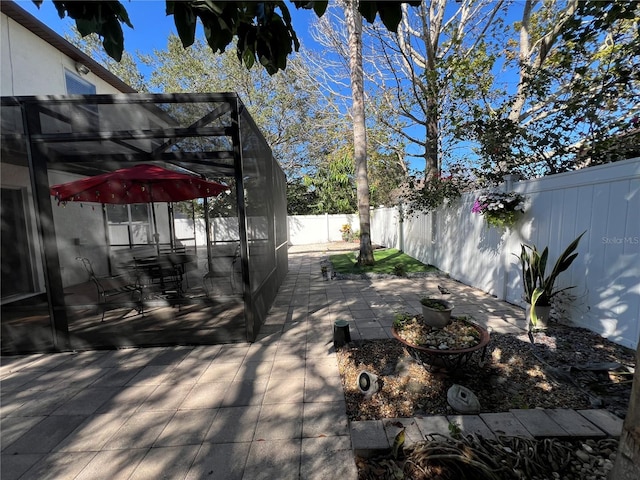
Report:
447,384,480,413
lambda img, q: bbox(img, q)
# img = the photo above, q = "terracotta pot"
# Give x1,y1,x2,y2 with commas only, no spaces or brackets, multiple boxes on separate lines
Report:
420,299,453,328
526,304,552,330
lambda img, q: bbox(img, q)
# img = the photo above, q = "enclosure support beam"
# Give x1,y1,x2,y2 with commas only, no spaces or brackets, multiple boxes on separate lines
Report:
23,103,70,350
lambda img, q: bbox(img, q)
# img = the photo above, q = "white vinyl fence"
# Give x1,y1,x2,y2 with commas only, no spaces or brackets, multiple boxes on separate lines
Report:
288,213,360,245
371,158,640,350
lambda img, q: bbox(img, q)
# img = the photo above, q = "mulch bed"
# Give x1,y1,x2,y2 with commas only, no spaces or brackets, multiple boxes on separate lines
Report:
336,323,635,421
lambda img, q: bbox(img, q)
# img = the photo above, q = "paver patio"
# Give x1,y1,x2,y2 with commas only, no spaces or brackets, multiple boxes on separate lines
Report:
0,245,623,479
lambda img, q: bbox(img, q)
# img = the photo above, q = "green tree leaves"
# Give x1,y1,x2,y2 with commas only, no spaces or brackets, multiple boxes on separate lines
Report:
37,0,420,75
44,0,134,61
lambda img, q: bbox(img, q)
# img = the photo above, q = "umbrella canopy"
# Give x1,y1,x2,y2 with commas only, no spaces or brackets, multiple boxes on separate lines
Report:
50,164,227,204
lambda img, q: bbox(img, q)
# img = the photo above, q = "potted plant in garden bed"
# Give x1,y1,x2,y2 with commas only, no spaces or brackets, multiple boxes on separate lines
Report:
516,231,585,331
391,313,491,371
420,297,453,328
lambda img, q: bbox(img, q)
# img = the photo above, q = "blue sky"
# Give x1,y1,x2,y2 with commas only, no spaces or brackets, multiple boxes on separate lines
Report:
19,0,322,56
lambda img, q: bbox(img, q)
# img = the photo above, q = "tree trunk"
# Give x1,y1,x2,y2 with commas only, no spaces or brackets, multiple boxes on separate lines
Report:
609,343,640,479
425,94,439,179
345,0,374,265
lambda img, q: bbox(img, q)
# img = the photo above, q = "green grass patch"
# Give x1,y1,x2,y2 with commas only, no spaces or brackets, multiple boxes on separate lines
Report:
329,248,436,275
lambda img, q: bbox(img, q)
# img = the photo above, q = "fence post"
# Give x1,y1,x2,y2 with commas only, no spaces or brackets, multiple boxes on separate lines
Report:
325,213,330,242
398,204,404,252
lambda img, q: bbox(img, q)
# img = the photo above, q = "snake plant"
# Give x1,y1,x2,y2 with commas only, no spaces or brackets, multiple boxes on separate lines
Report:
516,231,585,326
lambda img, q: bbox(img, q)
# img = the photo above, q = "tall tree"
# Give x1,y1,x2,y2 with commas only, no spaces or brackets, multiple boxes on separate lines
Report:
302,142,407,214
344,0,373,265
365,0,505,178
465,0,639,181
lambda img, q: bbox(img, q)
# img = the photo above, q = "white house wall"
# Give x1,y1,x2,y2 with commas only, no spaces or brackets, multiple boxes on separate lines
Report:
48,170,110,285
1,13,118,96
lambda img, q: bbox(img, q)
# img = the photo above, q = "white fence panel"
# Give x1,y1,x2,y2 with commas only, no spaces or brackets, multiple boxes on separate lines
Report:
371,207,400,249
288,213,359,245
174,217,239,246
370,158,639,349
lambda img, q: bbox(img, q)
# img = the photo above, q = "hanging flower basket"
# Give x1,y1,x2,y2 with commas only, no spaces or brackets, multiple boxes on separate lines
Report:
472,191,525,229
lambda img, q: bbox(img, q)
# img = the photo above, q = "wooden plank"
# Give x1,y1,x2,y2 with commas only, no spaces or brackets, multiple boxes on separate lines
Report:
544,409,606,437
447,414,496,440
479,412,533,439
510,409,570,437
414,415,451,440
577,410,623,437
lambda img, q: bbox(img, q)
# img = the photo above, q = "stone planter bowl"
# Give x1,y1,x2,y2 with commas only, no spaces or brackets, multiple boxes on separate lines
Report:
420,298,453,328
391,318,491,371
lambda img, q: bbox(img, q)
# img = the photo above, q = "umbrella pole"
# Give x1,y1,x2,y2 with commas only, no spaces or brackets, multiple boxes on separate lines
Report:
151,202,160,255
204,197,213,273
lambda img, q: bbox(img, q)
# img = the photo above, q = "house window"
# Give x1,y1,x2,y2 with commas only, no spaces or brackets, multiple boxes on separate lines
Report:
64,69,98,131
106,204,152,246
64,69,96,95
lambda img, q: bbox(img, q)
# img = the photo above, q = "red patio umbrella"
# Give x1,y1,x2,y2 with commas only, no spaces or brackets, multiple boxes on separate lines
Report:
50,163,227,252
50,163,226,205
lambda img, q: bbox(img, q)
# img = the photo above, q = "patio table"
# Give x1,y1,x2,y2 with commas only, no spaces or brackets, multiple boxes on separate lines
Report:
124,253,196,298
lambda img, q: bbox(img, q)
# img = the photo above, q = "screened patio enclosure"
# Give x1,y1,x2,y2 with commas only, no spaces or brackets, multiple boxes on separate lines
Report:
0,93,288,354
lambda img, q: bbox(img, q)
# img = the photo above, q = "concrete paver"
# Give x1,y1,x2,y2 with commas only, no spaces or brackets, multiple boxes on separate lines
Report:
479,412,534,439
300,436,358,480
545,408,608,437
243,438,301,480
578,409,624,437
350,420,389,455
0,246,627,479
510,408,570,437
19,452,96,480
447,414,496,440
383,417,424,448
414,415,452,439
185,442,251,480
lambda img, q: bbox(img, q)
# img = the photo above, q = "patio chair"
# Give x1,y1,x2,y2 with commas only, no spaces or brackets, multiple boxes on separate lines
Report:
203,243,241,296
158,244,189,287
76,257,143,321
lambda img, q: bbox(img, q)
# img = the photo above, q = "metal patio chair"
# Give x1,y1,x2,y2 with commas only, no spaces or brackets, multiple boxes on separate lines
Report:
77,256,143,321
202,243,241,296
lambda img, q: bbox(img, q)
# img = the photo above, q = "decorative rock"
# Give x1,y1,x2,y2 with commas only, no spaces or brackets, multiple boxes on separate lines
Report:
575,449,591,463
582,443,594,454
447,384,481,413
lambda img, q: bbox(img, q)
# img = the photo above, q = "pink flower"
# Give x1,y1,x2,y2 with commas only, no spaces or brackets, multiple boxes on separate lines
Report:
471,199,485,214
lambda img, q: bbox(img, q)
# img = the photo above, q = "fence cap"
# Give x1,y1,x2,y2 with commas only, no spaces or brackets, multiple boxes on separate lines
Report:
334,319,350,328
